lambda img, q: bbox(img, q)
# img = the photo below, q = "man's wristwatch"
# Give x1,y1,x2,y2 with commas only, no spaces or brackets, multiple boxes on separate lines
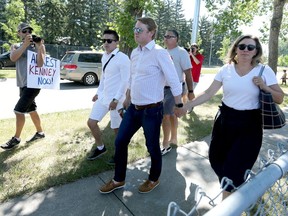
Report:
112,98,118,103
175,103,184,108
188,90,194,93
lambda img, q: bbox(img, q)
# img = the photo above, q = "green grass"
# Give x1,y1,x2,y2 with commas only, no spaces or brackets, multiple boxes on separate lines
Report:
0,94,224,202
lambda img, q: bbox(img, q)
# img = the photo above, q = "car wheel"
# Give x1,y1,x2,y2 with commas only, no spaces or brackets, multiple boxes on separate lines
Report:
0,62,4,69
83,73,97,86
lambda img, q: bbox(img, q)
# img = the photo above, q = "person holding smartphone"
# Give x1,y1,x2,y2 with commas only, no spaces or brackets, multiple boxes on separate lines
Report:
189,43,204,89
1,23,46,150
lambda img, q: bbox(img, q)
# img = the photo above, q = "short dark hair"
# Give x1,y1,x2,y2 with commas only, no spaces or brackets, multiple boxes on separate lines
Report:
103,29,119,41
167,30,179,41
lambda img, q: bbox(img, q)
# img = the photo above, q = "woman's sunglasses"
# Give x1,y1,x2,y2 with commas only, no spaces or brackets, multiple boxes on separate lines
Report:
22,29,32,34
237,44,256,51
102,39,116,44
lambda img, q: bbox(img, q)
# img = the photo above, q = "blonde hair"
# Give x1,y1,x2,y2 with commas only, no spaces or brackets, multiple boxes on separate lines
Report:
226,35,263,66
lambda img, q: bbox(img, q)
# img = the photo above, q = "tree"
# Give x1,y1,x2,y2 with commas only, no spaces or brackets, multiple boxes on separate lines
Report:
204,0,288,72
112,0,152,54
199,16,224,65
0,0,7,45
1,0,25,50
38,0,66,44
268,0,287,72
205,0,261,39
150,0,191,48
278,54,288,66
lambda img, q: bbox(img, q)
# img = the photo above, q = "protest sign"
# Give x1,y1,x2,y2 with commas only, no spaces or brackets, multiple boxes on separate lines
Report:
27,50,60,89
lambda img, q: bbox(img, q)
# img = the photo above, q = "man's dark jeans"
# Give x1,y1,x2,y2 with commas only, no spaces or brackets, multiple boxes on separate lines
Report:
114,103,163,182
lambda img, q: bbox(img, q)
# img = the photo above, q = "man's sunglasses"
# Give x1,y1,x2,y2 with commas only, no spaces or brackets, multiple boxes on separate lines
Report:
164,35,176,39
22,29,32,34
133,27,144,34
102,39,116,44
237,44,256,51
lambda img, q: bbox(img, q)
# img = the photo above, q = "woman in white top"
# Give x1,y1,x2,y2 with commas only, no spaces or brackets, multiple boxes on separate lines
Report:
184,35,284,200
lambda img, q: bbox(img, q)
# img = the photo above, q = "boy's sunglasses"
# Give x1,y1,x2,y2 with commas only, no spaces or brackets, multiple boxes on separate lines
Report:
22,29,32,34
102,39,116,44
163,35,176,39
237,44,256,51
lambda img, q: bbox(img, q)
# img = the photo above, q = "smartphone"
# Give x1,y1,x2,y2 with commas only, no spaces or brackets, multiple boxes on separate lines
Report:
118,108,126,118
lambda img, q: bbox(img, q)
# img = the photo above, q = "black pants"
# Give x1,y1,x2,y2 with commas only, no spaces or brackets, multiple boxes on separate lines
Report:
209,102,263,192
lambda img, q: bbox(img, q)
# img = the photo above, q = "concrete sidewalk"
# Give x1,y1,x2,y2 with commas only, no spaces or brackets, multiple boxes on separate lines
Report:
0,134,220,216
0,110,287,216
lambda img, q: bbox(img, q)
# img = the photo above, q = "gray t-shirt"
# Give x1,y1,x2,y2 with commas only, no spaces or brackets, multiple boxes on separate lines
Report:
167,46,192,83
15,43,36,87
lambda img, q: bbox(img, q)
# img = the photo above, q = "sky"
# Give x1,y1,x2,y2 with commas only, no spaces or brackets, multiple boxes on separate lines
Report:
181,0,266,37
182,0,207,20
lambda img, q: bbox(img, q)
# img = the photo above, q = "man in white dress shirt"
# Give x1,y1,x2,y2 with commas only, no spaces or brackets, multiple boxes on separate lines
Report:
86,29,130,161
99,17,184,194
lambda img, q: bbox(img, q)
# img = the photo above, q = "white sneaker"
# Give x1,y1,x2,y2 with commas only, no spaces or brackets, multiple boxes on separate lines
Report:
161,146,172,156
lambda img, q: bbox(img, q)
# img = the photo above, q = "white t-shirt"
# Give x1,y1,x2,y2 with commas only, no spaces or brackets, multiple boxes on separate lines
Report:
215,63,278,110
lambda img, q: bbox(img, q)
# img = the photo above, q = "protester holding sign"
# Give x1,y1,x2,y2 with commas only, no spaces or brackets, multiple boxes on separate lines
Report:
1,23,46,150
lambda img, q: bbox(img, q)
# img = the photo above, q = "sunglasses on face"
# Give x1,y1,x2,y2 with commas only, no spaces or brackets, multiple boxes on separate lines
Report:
237,44,256,51
133,27,144,34
22,29,32,34
164,35,176,39
102,39,116,44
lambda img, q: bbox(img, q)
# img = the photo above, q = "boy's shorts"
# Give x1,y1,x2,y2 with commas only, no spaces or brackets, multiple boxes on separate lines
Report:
163,83,185,115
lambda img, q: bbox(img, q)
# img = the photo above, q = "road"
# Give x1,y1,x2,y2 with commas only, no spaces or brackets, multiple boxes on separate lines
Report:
0,79,98,119
0,75,215,120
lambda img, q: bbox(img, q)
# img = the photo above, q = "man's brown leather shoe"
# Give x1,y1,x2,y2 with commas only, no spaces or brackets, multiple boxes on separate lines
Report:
99,179,125,194
138,179,159,193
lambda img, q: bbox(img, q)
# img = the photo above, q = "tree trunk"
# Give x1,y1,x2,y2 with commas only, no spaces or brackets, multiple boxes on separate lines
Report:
268,0,285,74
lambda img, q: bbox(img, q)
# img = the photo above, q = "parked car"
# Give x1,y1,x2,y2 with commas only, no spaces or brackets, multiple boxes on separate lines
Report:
60,50,103,86
0,52,15,69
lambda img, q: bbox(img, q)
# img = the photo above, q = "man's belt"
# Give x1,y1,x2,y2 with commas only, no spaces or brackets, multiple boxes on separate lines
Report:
134,102,162,110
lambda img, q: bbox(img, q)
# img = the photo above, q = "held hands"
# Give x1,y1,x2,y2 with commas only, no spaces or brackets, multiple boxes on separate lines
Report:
174,101,194,118
174,107,186,117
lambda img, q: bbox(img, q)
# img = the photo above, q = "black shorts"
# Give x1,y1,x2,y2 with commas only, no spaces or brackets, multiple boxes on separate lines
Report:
14,87,40,114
